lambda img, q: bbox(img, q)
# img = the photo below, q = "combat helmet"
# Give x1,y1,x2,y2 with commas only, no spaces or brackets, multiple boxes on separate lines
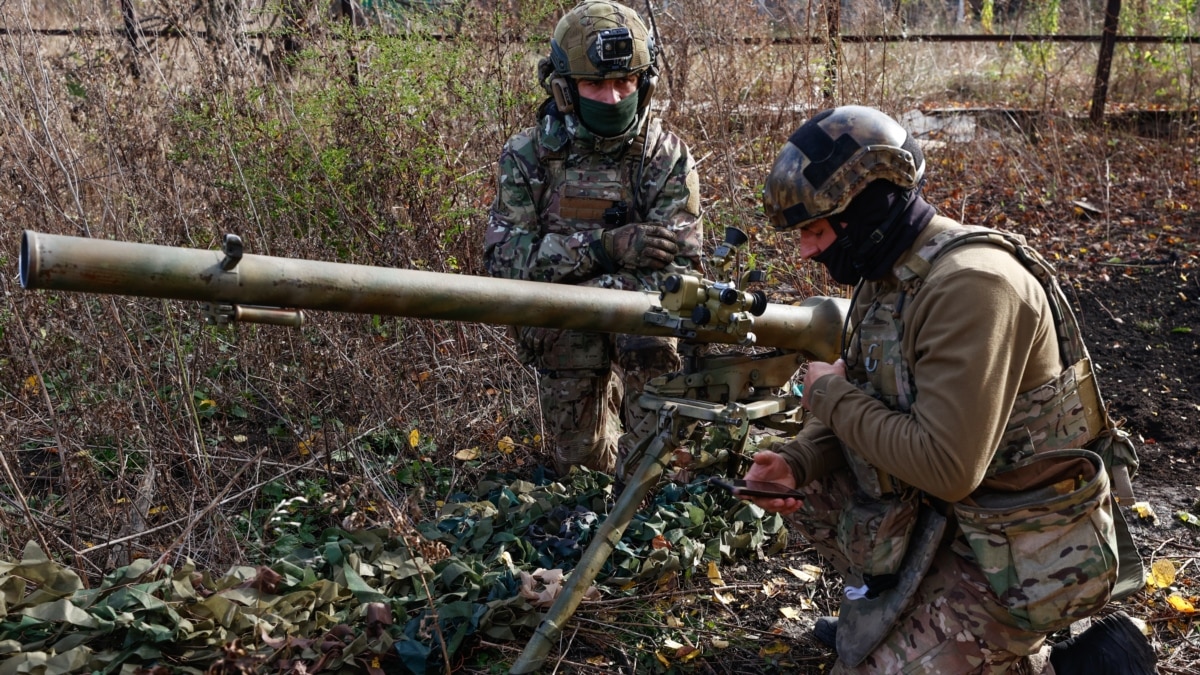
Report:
539,0,658,116
763,105,925,231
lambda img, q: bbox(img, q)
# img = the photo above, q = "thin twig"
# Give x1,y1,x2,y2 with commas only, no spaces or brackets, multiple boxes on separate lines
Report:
143,445,272,577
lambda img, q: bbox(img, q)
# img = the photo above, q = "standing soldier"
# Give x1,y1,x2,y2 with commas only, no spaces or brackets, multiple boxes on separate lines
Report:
484,1,702,476
745,105,1155,674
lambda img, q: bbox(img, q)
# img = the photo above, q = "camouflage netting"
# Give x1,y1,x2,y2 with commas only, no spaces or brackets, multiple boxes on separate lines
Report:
0,471,786,674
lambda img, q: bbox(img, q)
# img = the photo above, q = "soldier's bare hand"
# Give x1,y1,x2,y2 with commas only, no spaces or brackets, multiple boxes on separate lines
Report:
603,223,679,270
744,450,802,515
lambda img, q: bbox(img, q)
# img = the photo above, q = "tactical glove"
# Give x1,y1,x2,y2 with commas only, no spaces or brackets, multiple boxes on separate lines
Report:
601,223,679,271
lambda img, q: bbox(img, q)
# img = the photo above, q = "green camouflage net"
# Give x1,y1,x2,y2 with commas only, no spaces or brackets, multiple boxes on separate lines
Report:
0,470,786,674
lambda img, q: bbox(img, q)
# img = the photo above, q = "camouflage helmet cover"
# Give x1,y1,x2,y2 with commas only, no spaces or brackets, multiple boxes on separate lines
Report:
549,0,655,80
763,105,925,230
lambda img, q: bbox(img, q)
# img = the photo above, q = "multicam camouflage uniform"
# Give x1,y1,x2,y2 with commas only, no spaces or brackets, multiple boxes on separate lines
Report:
484,107,702,475
780,216,1136,673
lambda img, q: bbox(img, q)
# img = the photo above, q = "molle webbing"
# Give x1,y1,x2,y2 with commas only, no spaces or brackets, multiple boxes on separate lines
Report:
537,123,651,223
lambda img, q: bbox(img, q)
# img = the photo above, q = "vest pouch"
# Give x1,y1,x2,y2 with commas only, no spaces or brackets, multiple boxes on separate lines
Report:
954,448,1117,633
837,488,920,579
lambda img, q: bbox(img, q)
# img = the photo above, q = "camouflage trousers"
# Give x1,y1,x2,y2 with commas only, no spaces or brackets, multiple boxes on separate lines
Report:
519,327,680,475
792,468,1052,674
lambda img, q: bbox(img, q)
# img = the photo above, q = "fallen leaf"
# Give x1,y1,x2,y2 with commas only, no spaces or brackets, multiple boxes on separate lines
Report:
1132,501,1158,523
707,561,725,587
759,641,791,657
1149,559,1176,589
785,564,823,582
1168,593,1196,613
454,447,480,461
780,606,802,619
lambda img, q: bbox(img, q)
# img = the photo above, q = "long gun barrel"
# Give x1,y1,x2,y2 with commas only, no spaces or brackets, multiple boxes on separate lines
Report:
19,230,846,361
20,228,848,672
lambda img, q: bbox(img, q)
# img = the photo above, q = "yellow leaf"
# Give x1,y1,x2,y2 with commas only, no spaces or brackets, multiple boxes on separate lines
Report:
1148,559,1176,589
655,570,677,592
148,505,168,515
533,434,542,443
497,436,515,454
707,561,725,587
585,655,610,666
655,651,670,667
666,614,683,628
233,434,247,444
785,564,823,582
780,606,802,619
22,375,39,395
298,438,313,456
1133,501,1157,522
678,644,701,662
1168,593,1196,613
713,590,734,605
408,429,420,448
711,638,729,649
454,447,480,461
759,641,791,657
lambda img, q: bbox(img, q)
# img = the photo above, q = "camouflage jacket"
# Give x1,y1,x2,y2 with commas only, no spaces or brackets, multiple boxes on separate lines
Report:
484,105,703,292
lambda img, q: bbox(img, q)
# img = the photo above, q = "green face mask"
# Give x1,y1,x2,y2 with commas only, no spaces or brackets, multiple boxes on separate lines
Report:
577,91,640,138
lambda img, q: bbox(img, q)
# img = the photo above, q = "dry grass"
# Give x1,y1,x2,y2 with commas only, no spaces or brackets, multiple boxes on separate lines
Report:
0,1,1198,670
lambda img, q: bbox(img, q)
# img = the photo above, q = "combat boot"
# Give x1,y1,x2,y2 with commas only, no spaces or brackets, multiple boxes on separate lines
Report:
1048,611,1156,675
812,615,838,649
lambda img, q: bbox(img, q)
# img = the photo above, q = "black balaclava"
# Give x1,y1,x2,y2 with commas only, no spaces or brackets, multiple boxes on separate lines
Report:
814,180,936,286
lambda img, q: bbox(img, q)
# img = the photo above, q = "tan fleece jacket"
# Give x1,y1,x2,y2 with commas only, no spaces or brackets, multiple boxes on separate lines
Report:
780,217,1062,503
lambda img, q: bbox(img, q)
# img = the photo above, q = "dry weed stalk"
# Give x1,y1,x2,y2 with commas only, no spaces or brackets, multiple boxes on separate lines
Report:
1,0,1196,584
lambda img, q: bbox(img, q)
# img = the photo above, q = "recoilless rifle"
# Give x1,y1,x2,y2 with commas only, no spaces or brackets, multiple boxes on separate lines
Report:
19,227,847,672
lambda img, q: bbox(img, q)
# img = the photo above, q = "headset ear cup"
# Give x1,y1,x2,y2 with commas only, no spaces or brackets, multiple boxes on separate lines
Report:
638,74,657,113
550,76,574,115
